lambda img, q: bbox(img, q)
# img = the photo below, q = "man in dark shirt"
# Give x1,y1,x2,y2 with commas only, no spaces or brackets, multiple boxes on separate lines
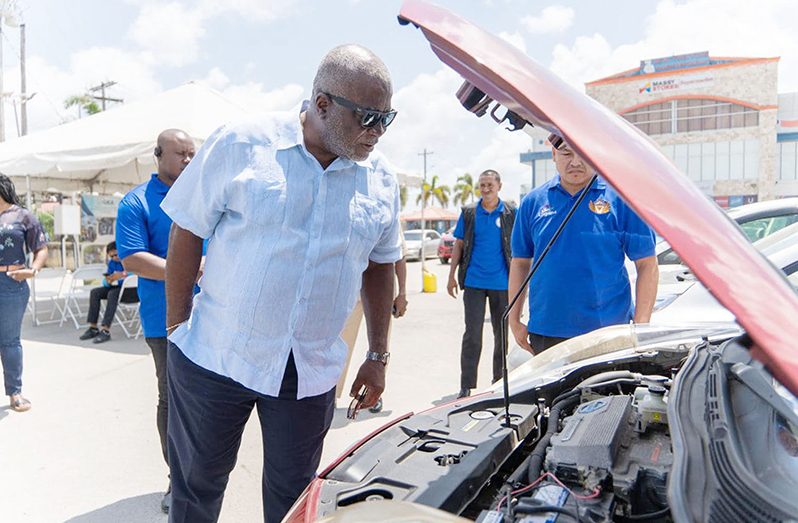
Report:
447,170,515,399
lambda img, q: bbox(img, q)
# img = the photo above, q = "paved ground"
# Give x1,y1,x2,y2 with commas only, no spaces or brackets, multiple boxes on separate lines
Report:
0,259,504,522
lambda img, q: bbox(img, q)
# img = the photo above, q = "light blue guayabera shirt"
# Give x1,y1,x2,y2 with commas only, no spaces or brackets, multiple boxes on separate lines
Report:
161,105,402,399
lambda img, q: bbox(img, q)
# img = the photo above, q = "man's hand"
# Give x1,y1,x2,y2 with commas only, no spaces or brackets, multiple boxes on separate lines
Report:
6,268,36,281
107,271,126,283
447,275,459,298
510,319,533,353
392,293,407,318
349,360,386,409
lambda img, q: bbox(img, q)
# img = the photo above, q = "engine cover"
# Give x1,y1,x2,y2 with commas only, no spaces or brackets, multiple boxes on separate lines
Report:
546,395,633,474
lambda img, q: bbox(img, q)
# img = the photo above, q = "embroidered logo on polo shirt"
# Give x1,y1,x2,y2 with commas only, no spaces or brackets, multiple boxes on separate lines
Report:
495,217,501,227
589,197,611,215
537,204,556,218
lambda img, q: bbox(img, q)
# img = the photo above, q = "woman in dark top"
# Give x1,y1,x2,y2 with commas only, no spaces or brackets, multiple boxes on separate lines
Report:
0,174,48,412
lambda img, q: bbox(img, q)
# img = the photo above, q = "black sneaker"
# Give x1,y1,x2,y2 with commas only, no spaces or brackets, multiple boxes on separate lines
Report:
457,388,471,399
79,327,99,340
161,484,171,514
92,330,111,344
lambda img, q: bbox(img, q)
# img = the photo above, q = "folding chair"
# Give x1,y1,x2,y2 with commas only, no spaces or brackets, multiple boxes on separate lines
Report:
60,264,107,329
113,274,142,339
27,267,70,326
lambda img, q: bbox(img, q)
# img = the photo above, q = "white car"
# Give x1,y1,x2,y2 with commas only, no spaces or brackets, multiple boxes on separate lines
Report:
629,197,798,284
403,229,441,261
652,223,798,325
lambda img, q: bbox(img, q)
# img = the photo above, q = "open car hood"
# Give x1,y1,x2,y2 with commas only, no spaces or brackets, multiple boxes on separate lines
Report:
399,0,798,395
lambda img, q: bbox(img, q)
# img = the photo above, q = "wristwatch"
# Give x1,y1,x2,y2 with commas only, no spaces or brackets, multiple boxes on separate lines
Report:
366,351,390,366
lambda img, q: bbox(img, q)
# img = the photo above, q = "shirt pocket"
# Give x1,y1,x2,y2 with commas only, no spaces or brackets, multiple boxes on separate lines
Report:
350,193,384,241
232,176,286,227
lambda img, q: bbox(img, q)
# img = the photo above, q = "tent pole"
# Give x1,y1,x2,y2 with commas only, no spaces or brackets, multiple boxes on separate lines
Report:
27,174,37,325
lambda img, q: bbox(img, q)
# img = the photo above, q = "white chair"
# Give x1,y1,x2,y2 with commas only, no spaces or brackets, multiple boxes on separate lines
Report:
60,264,107,329
113,274,142,339
27,267,70,326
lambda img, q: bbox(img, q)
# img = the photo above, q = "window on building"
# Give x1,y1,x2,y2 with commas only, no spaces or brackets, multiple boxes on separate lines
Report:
743,140,759,180
716,141,730,180
780,142,797,181
729,140,744,179
624,98,759,136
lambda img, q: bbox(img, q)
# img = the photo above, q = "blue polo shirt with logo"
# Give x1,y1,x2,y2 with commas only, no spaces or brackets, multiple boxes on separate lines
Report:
116,174,173,338
511,175,655,338
453,199,509,290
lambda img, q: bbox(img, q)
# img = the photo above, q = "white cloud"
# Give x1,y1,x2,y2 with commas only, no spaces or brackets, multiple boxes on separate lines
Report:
197,67,304,113
128,2,206,67
201,0,301,22
127,0,300,68
549,0,798,92
521,5,575,35
379,67,530,208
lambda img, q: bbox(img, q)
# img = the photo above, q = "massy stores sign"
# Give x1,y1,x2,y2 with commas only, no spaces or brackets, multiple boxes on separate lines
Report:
638,73,714,95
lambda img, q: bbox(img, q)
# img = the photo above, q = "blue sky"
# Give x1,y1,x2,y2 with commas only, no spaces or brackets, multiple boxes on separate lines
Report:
6,0,798,201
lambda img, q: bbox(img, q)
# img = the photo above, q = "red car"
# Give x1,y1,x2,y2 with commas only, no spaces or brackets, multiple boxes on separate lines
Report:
437,226,455,263
285,2,798,522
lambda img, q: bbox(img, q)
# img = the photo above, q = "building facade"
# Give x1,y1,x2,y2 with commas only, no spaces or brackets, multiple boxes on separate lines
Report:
520,51,798,207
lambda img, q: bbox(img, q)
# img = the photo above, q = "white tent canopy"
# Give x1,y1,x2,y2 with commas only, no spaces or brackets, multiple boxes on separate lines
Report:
0,82,248,193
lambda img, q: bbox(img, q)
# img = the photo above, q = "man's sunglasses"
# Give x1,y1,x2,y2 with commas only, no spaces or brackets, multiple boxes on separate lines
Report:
324,92,397,129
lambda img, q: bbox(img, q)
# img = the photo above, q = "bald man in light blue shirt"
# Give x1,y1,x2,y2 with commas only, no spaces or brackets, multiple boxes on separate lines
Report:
161,44,401,523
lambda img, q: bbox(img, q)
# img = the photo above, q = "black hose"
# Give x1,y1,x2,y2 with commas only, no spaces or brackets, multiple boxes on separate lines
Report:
527,394,580,483
578,370,638,387
625,506,671,521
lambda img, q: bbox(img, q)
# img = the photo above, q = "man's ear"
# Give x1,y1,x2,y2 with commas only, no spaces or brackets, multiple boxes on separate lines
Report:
315,92,330,119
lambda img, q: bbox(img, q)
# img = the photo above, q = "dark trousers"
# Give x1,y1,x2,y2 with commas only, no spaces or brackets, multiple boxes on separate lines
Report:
145,337,169,467
528,332,570,355
87,285,138,328
461,287,509,389
167,344,335,523
0,274,29,396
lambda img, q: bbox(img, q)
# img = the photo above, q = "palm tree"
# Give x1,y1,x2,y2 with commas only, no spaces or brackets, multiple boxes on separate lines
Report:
399,184,408,210
453,173,480,206
64,94,100,119
416,175,451,208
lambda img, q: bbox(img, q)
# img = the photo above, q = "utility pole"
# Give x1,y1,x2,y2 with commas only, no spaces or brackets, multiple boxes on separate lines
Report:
0,21,5,142
19,22,26,135
418,148,433,280
89,80,123,110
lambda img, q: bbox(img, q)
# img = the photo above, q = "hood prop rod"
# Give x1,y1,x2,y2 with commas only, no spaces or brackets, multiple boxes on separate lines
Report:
500,173,599,431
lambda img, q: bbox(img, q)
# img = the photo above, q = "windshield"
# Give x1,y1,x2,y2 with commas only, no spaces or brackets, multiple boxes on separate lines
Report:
731,372,798,499
405,231,422,241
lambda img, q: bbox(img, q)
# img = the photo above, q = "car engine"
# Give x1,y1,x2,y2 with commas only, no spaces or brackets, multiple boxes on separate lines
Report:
473,378,673,523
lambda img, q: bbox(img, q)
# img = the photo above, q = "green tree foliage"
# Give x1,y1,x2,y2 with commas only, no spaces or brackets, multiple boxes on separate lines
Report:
416,175,451,208
36,211,55,241
399,184,408,210
64,95,100,118
453,173,480,206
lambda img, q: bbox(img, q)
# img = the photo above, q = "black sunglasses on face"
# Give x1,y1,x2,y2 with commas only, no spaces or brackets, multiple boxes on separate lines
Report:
324,92,397,129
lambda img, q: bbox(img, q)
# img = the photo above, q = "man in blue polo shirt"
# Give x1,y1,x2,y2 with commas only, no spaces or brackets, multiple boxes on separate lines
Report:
116,128,195,514
447,170,516,399
509,136,658,354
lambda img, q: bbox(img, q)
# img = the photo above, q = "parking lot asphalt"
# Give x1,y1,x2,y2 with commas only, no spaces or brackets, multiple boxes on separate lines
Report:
0,259,501,522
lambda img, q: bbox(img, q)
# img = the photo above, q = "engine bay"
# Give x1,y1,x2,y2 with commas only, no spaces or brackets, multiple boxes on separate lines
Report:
470,375,674,522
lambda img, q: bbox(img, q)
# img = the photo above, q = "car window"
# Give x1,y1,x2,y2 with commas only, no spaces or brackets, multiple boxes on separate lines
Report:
740,214,798,242
427,232,438,240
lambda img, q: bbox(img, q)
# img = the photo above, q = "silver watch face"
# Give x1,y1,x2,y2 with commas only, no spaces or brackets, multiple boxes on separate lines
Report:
368,352,389,364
